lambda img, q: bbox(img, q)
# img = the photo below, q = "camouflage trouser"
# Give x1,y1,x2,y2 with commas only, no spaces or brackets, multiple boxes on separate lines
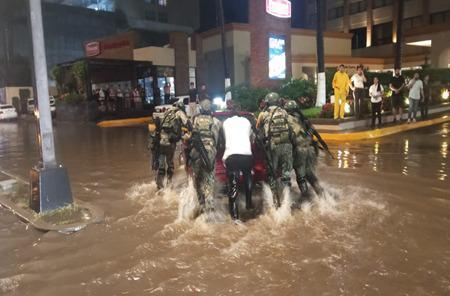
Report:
156,144,176,188
192,160,215,212
293,145,323,195
293,145,317,179
268,143,293,205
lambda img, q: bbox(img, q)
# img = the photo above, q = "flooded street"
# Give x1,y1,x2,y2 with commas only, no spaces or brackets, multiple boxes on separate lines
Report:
0,121,449,296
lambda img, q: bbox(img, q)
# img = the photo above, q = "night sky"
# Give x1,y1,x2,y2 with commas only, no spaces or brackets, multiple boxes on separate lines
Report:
199,0,308,32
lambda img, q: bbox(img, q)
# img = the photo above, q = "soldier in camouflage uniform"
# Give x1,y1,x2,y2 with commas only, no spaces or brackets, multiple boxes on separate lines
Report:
188,100,222,213
285,100,324,197
256,92,293,207
152,100,190,189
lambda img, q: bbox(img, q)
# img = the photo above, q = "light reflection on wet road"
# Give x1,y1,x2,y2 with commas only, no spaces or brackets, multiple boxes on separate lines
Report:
0,120,449,296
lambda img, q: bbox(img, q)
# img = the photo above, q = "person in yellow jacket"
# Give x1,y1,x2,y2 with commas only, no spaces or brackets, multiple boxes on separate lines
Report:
332,64,350,120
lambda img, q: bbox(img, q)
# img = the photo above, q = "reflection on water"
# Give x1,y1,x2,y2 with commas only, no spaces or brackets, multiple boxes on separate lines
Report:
329,123,450,183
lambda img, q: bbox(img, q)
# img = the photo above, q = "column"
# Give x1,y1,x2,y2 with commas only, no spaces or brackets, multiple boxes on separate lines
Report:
343,0,350,33
366,0,373,47
422,0,430,25
169,31,189,96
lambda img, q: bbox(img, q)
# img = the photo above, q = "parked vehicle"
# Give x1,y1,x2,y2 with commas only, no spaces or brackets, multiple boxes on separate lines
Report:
27,97,56,116
0,104,18,121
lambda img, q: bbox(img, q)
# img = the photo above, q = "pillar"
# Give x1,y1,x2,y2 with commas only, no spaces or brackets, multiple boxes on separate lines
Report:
169,31,189,96
366,0,373,47
343,0,350,33
422,0,430,26
248,0,292,89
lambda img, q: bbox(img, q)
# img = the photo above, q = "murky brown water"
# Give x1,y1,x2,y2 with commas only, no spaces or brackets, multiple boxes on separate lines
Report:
0,120,449,296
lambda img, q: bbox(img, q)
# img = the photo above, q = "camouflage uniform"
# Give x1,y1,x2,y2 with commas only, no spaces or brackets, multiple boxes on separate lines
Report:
257,101,293,207
189,108,222,212
285,100,323,196
154,105,189,189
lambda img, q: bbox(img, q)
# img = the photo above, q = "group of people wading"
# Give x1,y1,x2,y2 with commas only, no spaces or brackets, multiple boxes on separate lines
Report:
149,93,332,222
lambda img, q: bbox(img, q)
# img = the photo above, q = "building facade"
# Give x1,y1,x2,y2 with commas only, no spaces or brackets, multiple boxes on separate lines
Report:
304,0,450,68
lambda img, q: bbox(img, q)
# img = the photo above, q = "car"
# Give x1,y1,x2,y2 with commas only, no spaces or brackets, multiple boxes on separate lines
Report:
0,104,18,121
152,97,193,120
28,97,56,116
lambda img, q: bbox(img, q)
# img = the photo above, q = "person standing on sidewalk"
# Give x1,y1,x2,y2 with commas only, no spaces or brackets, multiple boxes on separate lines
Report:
407,72,424,123
369,77,384,129
332,64,350,120
421,74,431,119
188,82,198,117
350,65,367,120
389,68,406,123
222,109,254,221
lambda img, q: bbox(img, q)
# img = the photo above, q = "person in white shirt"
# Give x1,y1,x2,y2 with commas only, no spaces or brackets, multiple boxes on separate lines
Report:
369,77,384,129
222,109,254,221
350,65,367,120
407,72,424,123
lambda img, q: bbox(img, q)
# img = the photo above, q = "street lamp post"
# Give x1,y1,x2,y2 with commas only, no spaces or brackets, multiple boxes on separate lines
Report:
29,0,73,213
315,0,326,106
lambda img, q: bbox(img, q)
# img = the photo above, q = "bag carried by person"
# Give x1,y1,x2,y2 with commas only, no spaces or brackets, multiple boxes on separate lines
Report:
160,109,181,145
266,107,291,145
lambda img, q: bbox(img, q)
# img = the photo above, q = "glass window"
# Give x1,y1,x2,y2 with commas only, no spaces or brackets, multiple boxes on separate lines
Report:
372,22,392,46
373,0,392,9
328,6,344,20
351,27,367,49
158,0,167,6
350,1,367,14
431,10,450,25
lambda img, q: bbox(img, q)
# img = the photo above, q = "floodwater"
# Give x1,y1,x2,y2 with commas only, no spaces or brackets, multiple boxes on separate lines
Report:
0,120,449,296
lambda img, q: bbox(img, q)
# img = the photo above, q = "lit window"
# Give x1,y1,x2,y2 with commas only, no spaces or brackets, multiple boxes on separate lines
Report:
158,0,167,6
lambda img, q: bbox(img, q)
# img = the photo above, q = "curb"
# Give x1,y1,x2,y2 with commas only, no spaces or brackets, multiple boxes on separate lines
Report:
321,115,450,141
97,116,152,128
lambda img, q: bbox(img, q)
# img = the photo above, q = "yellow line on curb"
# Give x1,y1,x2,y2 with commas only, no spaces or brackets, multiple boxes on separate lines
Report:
97,117,152,128
321,115,450,141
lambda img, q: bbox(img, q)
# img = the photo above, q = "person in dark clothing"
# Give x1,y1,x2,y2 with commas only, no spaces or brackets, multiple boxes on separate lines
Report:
421,75,431,119
198,84,210,102
389,68,406,123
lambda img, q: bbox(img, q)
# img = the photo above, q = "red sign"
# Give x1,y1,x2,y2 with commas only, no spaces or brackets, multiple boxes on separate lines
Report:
85,41,101,57
266,0,291,18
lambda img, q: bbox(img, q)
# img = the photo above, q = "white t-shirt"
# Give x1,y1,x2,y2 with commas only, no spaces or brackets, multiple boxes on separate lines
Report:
369,84,384,103
351,73,365,89
222,115,252,161
408,79,423,100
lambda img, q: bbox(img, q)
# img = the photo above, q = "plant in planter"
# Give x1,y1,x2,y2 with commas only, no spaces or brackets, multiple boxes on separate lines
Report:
279,79,317,108
320,103,334,118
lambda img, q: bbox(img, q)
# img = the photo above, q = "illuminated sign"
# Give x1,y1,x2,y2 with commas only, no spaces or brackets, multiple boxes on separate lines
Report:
268,34,286,79
266,0,291,18
85,41,101,57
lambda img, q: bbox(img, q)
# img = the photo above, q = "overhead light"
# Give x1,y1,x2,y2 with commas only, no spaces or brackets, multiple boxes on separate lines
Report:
406,40,432,47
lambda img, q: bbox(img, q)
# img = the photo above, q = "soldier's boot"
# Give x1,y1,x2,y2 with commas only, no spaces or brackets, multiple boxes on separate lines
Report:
297,176,309,195
244,172,253,210
156,172,165,190
306,173,324,197
228,172,240,220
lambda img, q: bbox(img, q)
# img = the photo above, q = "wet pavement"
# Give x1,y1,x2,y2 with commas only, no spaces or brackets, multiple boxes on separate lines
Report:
0,120,449,295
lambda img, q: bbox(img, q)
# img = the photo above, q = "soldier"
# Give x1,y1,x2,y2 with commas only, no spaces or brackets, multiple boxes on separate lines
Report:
152,100,190,190
256,92,293,208
284,100,324,197
188,100,222,214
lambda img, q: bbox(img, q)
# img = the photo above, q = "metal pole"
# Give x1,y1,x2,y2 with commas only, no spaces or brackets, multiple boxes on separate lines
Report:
315,0,326,106
216,0,231,92
29,0,57,168
394,0,404,69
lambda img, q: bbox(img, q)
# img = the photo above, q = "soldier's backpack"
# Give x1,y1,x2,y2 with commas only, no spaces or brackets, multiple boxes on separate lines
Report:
159,109,181,145
193,114,215,147
266,107,291,145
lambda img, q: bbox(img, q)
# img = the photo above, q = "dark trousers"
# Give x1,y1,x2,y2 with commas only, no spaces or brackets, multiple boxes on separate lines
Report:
421,99,429,119
225,154,253,220
353,88,365,119
371,102,382,127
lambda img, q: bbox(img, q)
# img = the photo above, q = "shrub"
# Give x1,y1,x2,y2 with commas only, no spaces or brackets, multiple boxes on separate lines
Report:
279,79,317,108
320,103,334,118
57,92,85,105
227,85,270,112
